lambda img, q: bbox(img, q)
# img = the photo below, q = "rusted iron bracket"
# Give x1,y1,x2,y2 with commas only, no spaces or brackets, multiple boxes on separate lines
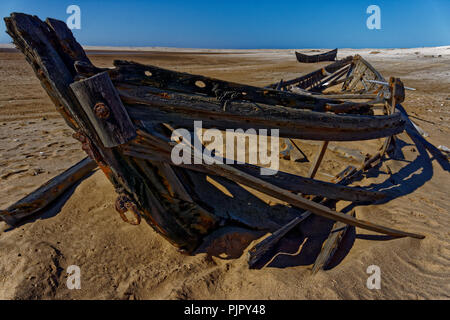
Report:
115,193,141,225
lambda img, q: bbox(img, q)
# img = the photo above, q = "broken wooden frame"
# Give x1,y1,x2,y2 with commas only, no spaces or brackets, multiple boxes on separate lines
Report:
3,13,424,268
255,50,413,271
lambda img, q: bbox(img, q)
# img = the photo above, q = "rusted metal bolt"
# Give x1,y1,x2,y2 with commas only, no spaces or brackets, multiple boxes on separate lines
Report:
94,102,110,119
72,131,87,143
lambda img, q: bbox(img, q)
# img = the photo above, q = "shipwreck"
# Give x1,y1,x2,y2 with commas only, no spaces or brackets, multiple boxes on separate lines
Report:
295,48,338,63
1,13,428,272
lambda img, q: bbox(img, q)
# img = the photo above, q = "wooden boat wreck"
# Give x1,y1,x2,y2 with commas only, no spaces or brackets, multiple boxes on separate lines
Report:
295,48,338,63
1,13,426,272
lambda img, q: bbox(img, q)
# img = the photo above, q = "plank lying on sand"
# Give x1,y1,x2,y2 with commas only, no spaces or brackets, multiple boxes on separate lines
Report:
0,157,97,226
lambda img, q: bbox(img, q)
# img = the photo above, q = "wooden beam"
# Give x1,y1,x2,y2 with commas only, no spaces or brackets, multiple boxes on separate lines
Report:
70,72,137,148
120,87,405,141
126,131,387,203
0,157,97,226
204,163,424,239
311,209,356,274
109,59,338,111
308,141,329,179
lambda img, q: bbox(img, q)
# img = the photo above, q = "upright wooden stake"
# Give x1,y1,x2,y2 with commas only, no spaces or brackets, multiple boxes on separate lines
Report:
308,141,329,179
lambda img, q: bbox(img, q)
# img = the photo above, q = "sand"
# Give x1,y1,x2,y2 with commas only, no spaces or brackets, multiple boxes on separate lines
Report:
0,46,449,299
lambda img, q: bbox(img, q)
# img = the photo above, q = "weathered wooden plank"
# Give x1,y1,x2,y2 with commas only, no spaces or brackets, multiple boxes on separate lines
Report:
108,59,352,110
237,163,385,202
130,126,423,239
210,163,424,239
0,157,97,226
119,86,405,141
70,71,137,147
305,64,350,91
126,129,387,202
318,93,378,100
45,17,92,69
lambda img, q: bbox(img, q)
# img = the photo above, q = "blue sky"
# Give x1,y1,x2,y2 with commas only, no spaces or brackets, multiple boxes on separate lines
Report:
1,0,449,48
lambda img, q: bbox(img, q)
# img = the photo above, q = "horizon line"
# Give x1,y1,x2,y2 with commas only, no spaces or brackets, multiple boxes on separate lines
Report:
0,43,449,51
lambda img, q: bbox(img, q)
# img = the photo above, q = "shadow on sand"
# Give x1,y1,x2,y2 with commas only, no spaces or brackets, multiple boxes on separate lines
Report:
243,105,448,270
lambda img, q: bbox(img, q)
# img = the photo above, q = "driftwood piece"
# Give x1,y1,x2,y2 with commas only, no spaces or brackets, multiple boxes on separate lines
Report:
70,71,137,147
45,18,92,68
0,158,97,226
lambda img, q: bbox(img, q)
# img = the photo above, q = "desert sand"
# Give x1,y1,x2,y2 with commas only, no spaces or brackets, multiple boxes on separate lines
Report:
0,46,449,299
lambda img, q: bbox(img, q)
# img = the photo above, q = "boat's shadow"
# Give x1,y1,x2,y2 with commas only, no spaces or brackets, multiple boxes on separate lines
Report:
199,119,448,270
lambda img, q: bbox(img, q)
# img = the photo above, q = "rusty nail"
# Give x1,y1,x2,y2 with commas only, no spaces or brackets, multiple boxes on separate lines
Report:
94,102,110,119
